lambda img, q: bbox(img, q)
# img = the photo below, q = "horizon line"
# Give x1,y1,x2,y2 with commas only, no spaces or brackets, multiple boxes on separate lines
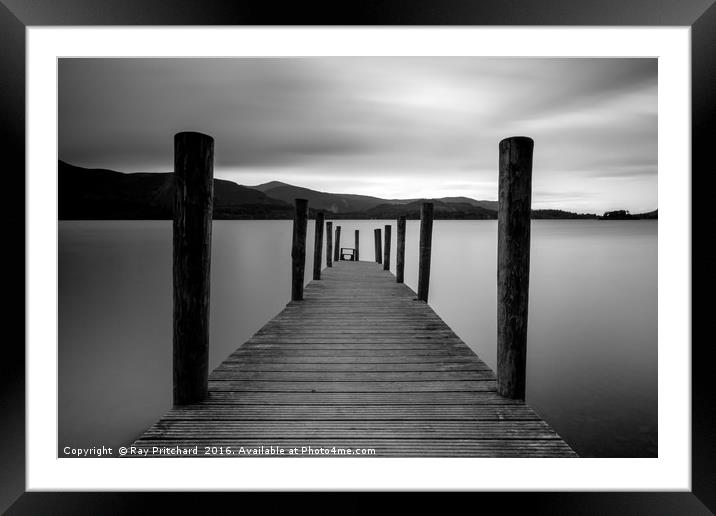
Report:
58,159,658,215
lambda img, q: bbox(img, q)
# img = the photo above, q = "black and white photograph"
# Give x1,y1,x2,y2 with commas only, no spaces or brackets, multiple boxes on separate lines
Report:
3,0,711,509
58,56,658,460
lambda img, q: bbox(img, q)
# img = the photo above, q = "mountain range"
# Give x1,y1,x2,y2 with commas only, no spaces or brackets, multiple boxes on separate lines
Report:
253,180,499,214
58,161,656,220
59,161,293,220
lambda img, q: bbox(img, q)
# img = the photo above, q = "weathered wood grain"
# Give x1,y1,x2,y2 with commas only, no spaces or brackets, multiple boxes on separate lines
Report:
203,391,524,405
312,211,324,281
383,224,392,270
141,420,563,440
417,202,433,302
215,362,491,372
209,371,495,381
206,380,496,392
291,199,308,301
160,404,540,420
396,216,406,283
326,221,333,267
172,131,214,405
134,260,575,457
333,225,341,263
497,136,534,400
374,227,382,264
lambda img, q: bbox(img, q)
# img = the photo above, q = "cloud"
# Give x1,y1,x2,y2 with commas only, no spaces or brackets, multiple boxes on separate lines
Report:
58,57,657,212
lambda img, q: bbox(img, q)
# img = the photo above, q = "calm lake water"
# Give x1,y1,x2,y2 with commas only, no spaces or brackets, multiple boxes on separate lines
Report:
58,219,657,457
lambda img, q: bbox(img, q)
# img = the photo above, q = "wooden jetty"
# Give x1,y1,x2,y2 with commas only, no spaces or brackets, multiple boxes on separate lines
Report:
133,131,576,457
133,260,575,457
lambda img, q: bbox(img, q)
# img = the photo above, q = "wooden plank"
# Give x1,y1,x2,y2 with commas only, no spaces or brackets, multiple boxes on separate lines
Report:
161,404,541,420
230,349,476,357
253,329,460,334
214,362,491,372
203,391,525,405
248,337,464,343
209,371,496,381
221,356,487,364
139,420,563,440
240,343,473,350
207,380,497,392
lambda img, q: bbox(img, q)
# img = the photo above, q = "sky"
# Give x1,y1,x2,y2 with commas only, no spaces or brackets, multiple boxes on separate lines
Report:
58,58,657,213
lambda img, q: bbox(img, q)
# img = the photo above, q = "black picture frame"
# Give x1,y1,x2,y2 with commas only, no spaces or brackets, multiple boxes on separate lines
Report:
2,1,711,513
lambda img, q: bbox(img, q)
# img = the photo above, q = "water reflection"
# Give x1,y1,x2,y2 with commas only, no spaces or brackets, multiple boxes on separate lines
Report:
58,219,657,457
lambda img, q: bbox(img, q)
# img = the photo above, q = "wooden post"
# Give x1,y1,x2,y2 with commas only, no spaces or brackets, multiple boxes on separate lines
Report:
383,225,391,271
417,202,433,302
334,226,341,262
497,136,534,400
173,131,214,406
373,230,377,262
355,230,360,261
326,221,333,267
396,216,406,283
313,211,324,280
374,228,382,264
291,198,308,301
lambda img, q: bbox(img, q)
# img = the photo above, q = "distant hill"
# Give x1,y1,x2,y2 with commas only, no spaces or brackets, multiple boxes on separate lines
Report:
531,209,658,220
532,209,598,219
333,200,497,220
599,209,658,220
636,209,658,219
332,204,605,220
440,197,499,211
253,181,390,214
252,181,498,214
59,161,293,220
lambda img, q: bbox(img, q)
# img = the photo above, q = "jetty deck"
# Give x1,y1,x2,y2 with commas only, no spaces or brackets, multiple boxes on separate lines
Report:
132,261,576,457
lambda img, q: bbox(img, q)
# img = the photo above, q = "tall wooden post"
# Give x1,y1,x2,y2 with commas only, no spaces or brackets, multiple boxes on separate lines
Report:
374,228,382,264
497,136,534,400
334,226,341,262
326,221,333,267
173,131,214,406
396,216,406,283
313,211,324,280
383,225,391,271
417,202,433,302
291,198,308,301
355,230,360,261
